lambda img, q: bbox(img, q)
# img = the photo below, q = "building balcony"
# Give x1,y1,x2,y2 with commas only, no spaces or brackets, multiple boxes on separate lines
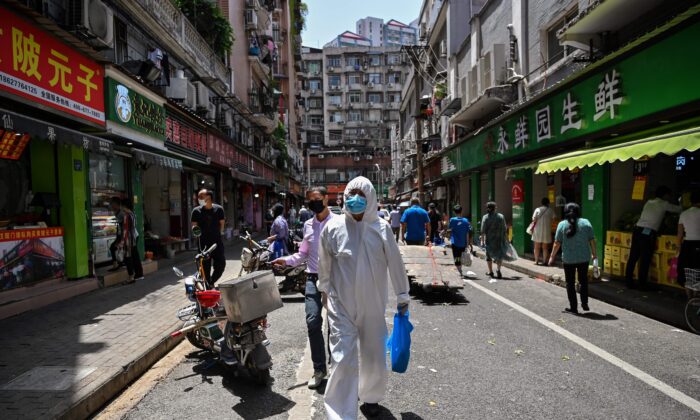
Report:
347,102,366,110
326,65,340,73
346,120,364,127
450,85,516,129
305,107,324,115
386,102,400,109
348,83,364,91
307,88,323,97
344,65,366,72
366,83,383,91
327,85,343,93
123,0,230,91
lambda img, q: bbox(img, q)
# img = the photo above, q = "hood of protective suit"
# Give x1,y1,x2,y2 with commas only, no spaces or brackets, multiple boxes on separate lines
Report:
342,176,378,223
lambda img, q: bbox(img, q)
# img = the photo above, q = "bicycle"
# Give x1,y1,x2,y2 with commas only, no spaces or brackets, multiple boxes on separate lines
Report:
684,268,700,334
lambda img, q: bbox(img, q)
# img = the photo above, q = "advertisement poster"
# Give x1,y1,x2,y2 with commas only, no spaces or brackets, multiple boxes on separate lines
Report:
0,228,65,290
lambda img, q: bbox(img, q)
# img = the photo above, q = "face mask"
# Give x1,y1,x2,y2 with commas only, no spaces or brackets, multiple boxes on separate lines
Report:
308,200,325,213
198,199,207,206
345,194,367,214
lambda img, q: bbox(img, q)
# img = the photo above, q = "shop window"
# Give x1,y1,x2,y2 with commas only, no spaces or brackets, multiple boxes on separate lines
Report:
0,149,32,221
90,154,127,265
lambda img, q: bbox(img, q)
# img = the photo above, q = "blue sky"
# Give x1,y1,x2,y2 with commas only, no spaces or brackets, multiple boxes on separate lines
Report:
301,0,423,48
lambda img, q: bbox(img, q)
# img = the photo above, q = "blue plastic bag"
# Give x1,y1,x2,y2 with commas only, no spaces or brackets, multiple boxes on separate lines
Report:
386,310,413,373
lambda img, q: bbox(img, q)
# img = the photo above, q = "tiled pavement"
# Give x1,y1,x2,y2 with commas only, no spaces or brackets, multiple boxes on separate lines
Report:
0,239,249,420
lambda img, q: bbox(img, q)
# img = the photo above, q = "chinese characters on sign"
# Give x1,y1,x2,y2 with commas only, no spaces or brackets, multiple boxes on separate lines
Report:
105,77,166,140
0,7,105,125
493,69,624,156
207,132,236,167
166,116,207,155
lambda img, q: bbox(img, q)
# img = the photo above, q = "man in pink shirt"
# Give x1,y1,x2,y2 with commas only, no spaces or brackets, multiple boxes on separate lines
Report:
272,186,335,388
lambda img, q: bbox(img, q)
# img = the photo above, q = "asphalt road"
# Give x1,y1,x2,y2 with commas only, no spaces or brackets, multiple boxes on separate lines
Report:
98,251,700,420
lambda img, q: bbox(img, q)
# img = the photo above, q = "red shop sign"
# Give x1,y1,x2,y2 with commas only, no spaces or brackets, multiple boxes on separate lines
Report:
207,132,235,167
511,180,525,204
165,116,207,154
0,6,105,125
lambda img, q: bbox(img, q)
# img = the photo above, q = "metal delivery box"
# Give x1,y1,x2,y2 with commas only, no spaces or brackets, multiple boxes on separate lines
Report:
218,270,283,323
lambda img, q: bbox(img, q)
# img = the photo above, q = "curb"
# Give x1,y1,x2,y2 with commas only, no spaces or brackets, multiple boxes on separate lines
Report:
56,329,183,420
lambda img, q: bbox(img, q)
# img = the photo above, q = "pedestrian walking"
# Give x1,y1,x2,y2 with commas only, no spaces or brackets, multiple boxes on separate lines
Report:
267,203,289,259
318,176,410,419
299,204,312,223
288,205,297,225
448,205,473,277
626,186,682,289
108,197,125,272
389,205,401,243
676,190,700,293
272,186,335,389
549,202,597,314
428,203,443,244
190,189,226,288
531,197,554,265
401,198,431,245
120,198,143,284
480,201,508,279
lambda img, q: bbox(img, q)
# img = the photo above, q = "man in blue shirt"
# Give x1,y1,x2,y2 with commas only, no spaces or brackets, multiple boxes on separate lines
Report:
448,205,473,276
400,198,431,245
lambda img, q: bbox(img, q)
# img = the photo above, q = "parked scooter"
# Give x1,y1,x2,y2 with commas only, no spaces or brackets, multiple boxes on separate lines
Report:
170,226,278,384
239,231,306,295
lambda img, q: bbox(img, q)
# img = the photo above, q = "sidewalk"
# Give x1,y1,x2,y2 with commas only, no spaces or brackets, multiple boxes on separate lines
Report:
0,238,251,420
472,248,689,330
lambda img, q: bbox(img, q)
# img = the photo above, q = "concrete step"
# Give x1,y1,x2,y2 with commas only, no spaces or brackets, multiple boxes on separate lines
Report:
97,260,159,288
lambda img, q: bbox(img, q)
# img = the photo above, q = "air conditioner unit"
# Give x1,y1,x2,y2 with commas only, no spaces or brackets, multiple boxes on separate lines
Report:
368,102,374,107
207,103,216,121
310,89,317,94
338,121,345,125
479,44,506,91
185,81,197,109
388,83,394,88
224,111,234,128
193,81,209,109
419,22,427,40
245,9,258,29
353,156,360,161
328,66,334,71
318,154,325,159
439,39,447,57
70,0,114,49
368,82,374,88
366,155,373,160
165,69,188,100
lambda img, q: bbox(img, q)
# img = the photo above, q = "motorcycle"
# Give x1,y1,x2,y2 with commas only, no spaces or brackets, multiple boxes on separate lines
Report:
239,230,307,295
170,226,274,385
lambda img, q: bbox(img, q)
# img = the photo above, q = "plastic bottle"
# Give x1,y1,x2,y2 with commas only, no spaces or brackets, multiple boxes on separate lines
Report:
592,258,600,279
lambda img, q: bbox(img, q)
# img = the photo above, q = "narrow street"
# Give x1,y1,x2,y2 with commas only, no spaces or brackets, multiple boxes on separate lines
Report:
98,251,700,420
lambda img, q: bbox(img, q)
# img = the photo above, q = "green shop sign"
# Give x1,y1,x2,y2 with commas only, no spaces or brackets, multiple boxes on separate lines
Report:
445,20,700,175
105,77,166,140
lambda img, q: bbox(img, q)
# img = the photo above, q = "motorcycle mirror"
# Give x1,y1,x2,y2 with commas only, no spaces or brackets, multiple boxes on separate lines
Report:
173,267,184,277
192,226,202,238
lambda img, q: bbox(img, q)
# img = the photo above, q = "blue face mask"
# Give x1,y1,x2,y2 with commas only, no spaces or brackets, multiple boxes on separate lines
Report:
345,194,367,214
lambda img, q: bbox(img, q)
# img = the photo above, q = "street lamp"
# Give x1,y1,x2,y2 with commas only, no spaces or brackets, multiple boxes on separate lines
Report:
374,163,382,204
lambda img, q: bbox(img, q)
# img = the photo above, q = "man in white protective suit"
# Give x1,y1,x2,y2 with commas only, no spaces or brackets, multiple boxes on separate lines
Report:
318,176,410,419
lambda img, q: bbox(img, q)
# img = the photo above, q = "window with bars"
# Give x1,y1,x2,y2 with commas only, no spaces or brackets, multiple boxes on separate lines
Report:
327,56,341,67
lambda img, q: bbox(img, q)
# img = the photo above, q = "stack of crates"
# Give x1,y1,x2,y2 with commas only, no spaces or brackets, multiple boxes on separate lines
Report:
603,230,681,288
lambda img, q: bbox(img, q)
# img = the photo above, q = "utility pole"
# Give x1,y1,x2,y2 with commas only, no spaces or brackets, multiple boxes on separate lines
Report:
414,74,424,205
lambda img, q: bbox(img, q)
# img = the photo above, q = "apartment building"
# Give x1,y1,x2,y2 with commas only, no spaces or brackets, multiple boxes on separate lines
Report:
298,45,409,201
395,0,700,268
356,16,419,47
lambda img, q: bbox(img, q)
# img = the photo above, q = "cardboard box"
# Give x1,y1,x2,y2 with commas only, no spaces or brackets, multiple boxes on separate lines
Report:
612,260,622,276
658,235,680,253
603,258,612,274
620,232,633,248
610,246,621,261
604,245,612,256
606,231,623,246
620,247,631,263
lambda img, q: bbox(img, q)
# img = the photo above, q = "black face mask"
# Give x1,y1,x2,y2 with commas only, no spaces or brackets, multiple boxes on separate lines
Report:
308,200,326,213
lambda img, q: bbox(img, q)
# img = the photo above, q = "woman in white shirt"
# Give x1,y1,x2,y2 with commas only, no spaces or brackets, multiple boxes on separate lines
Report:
677,190,700,292
532,197,554,265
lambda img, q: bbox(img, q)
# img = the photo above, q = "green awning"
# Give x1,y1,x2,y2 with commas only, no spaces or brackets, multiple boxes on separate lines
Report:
535,127,700,174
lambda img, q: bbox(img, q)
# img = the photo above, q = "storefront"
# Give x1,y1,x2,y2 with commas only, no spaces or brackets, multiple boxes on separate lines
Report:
442,15,700,265
0,6,110,286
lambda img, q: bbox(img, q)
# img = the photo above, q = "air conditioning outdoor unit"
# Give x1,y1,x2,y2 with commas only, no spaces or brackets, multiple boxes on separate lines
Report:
328,66,335,71
193,81,209,109
439,39,447,57
318,154,325,159
368,102,374,107
70,0,114,48
224,111,234,128
245,9,258,29
338,121,345,125
366,155,373,160
165,69,188,100
310,89,317,94
207,103,216,121
353,156,360,161
185,82,197,109
368,82,374,88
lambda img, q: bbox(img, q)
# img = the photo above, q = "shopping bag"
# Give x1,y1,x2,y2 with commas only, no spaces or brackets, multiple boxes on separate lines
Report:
503,241,519,262
526,221,536,236
114,244,125,263
462,249,473,267
667,256,678,279
386,310,413,373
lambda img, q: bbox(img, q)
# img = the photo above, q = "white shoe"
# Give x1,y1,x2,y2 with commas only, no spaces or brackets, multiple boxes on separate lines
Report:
307,370,326,389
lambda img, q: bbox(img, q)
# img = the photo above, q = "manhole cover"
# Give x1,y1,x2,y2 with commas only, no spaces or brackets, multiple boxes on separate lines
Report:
1,366,96,391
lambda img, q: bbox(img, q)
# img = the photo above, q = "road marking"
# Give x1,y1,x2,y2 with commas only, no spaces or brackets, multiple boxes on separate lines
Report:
465,280,700,414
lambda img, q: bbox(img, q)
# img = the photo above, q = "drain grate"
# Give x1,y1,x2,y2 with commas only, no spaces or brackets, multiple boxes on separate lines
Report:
0,366,97,391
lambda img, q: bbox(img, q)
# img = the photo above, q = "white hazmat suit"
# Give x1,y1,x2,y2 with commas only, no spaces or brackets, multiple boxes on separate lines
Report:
318,176,410,419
